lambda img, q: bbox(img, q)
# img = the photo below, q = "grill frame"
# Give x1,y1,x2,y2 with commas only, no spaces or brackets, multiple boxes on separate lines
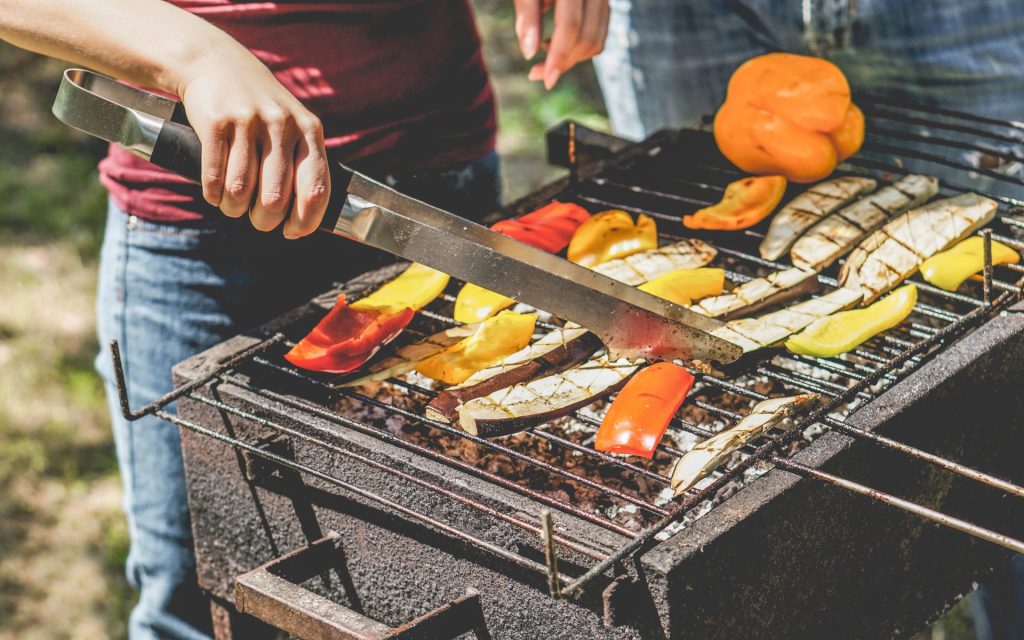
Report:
152,110,1024,638
172,286,1024,639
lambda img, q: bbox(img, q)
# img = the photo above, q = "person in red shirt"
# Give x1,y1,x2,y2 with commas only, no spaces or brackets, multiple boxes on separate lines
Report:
0,1,609,637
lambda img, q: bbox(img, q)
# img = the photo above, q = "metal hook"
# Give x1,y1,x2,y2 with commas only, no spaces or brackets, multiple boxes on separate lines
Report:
983,228,994,306
541,509,562,599
108,333,287,421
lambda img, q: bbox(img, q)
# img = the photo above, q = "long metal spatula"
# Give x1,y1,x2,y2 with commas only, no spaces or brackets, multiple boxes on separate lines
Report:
52,68,741,364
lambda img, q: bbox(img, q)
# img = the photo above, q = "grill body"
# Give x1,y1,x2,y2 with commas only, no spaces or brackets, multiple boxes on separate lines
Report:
176,288,1024,640
167,119,1024,638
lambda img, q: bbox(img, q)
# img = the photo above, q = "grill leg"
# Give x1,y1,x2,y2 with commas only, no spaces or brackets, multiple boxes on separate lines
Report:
210,595,279,640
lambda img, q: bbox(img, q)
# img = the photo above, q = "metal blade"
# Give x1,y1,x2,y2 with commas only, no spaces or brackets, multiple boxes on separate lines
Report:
324,169,742,365
52,69,176,161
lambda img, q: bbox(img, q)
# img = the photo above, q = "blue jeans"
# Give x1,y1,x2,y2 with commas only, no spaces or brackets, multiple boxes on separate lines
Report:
595,3,1024,637
95,153,501,640
595,0,1024,136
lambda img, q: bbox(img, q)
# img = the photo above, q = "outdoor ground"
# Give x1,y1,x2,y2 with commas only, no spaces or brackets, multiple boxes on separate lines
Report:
0,2,972,638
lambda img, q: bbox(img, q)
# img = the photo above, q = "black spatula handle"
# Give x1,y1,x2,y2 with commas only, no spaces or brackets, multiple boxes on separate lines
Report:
149,120,203,183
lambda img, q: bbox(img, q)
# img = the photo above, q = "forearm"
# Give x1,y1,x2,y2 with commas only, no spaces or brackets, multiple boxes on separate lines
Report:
0,0,245,96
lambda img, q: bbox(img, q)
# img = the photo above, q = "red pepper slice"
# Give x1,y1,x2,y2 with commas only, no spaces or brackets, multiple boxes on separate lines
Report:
285,294,414,373
595,362,695,458
490,201,590,253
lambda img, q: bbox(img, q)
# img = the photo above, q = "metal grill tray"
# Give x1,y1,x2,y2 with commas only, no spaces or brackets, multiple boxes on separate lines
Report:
174,277,1024,639
166,119,1024,638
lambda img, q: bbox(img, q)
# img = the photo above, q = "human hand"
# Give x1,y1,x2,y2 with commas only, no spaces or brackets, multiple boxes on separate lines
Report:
176,41,329,238
514,0,609,90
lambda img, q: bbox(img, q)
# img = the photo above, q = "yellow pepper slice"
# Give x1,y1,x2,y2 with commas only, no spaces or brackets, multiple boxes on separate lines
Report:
786,284,917,358
920,236,1020,291
567,210,658,268
453,283,516,324
350,263,450,315
637,268,726,307
416,311,537,385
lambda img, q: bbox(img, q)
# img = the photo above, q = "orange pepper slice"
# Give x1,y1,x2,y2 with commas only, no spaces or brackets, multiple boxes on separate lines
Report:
595,362,695,458
683,176,787,230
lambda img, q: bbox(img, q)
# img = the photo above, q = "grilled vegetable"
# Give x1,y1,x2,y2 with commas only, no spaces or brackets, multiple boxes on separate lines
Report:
714,53,864,183
285,295,414,373
454,284,517,324
416,311,537,385
349,263,450,315
637,268,725,306
683,176,787,230
711,287,865,353
568,209,657,268
595,362,695,458
840,193,998,303
591,238,718,285
671,394,819,494
920,236,1020,291
759,176,877,261
429,240,718,425
426,327,602,423
339,324,479,387
490,201,591,253
454,201,590,323
790,175,938,271
691,267,819,320
452,355,641,437
786,284,917,358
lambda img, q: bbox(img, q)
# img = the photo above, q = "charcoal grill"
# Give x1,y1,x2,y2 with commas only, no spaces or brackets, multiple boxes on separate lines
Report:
113,100,1024,639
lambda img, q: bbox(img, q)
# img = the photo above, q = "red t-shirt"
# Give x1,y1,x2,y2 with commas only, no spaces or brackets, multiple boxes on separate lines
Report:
99,0,497,223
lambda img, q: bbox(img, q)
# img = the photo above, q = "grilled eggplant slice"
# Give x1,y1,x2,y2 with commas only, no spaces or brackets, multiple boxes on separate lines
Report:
592,238,717,285
426,328,602,424
427,240,717,424
759,177,877,261
671,394,819,494
712,287,865,353
449,355,641,438
790,174,938,271
691,267,819,321
840,193,998,303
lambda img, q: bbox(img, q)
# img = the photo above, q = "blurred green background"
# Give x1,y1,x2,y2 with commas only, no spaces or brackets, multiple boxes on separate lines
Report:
0,1,972,638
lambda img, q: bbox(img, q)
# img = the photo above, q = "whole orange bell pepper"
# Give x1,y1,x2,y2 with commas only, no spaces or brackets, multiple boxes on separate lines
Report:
713,53,865,183
595,362,695,458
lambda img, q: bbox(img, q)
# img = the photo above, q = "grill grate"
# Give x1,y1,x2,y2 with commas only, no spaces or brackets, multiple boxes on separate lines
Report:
113,100,1024,600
